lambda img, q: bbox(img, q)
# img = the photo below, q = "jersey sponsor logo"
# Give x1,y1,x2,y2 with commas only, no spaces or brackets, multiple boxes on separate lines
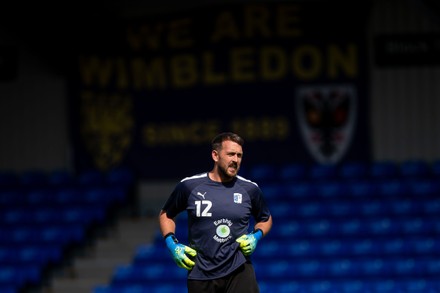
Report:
213,218,233,243
233,193,242,204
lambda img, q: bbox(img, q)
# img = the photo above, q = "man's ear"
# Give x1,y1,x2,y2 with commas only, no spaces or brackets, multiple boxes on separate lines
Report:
212,150,219,162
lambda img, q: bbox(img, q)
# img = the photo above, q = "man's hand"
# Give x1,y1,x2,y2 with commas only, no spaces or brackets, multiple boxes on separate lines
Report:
165,233,197,270
236,229,263,256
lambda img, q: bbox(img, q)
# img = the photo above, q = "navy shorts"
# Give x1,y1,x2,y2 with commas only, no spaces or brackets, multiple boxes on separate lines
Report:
187,261,259,293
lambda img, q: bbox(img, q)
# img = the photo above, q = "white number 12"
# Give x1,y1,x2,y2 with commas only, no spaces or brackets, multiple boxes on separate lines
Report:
195,200,212,217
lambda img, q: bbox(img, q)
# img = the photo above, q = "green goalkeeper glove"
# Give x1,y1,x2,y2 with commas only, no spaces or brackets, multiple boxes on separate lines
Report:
236,229,263,256
165,233,197,270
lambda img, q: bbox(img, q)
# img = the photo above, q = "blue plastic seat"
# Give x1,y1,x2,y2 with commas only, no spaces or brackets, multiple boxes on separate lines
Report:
296,260,326,278
268,202,291,219
0,190,25,206
339,219,365,236
360,200,387,216
279,163,307,182
401,218,433,234
248,164,278,182
296,202,324,218
258,261,293,279
370,161,399,180
309,164,338,181
367,217,398,235
350,239,377,256
315,181,347,199
0,171,19,190
347,181,377,198
48,169,74,186
389,199,420,215
26,190,56,205
380,238,409,255
328,259,356,277
319,239,345,256
284,182,315,199
377,180,409,198
261,184,286,200
410,237,439,255
305,219,336,237
339,162,368,180
78,169,105,187
359,258,391,277
107,167,135,187
400,160,430,179
423,199,440,214
20,170,48,188
407,179,439,198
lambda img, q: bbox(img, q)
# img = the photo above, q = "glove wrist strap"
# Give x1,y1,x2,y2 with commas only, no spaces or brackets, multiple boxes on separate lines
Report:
253,229,263,241
164,233,178,248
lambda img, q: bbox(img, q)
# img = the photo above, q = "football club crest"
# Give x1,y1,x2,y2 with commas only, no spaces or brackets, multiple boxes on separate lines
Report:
296,84,357,164
233,193,242,204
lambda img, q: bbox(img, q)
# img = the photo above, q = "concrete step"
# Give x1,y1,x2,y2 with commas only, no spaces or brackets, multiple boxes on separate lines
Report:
45,215,158,293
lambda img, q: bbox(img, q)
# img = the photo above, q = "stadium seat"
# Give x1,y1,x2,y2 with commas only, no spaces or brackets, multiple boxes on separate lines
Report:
19,170,48,188
347,181,377,198
248,164,278,182
278,163,307,182
400,160,430,179
339,161,368,180
77,169,105,187
48,169,74,187
309,164,338,181
284,182,315,199
376,180,409,198
370,161,399,180
107,167,135,187
0,171,19,190
315,181,347,199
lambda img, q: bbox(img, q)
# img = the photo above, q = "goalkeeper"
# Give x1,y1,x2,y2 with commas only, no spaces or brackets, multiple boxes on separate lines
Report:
159,132,272,293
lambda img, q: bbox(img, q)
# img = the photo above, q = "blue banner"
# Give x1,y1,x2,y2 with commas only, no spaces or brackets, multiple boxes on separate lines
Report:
70,1,371,179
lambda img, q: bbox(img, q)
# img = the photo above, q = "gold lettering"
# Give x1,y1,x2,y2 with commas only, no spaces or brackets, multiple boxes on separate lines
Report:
328,43,358,78
126,24,165,51
131,58,167,89
231,47,255,82
211,11,241,42
203,52,226,85
143,120,221,146
278,5,302,37
170,55,198,88
292,45,322,79
260,47,287,80
116,58,129,89
230,116,290,141
244,5,271,38
168,18,194,48
79,56,113,88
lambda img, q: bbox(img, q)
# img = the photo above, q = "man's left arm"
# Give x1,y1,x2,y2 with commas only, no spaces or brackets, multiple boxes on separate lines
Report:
236,215,273,256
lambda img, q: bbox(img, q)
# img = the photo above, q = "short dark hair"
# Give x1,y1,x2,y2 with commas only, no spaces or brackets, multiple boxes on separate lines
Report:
211,132,244,151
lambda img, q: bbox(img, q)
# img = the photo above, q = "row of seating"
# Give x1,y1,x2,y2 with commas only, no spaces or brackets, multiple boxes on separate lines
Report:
93,160,440,293
262,179,439,200
0,167,134,190
270,198,440,218
0,167,135,293
94,279,440,293
133,236,440,263
242,160,440,183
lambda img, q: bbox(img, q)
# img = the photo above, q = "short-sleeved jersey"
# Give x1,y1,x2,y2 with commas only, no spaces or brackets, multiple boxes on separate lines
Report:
161,172,271,280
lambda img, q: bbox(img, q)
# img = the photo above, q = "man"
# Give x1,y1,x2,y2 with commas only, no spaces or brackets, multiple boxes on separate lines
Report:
159,132,272,293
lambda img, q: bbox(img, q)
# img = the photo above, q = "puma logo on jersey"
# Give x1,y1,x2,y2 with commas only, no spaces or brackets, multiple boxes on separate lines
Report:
197,192,206,199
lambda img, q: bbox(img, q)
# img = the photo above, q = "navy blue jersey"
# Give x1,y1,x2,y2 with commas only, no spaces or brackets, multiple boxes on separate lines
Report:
161,172,271,280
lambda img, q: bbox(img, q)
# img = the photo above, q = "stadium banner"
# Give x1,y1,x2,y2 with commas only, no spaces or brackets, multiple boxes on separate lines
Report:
69,1,371,179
